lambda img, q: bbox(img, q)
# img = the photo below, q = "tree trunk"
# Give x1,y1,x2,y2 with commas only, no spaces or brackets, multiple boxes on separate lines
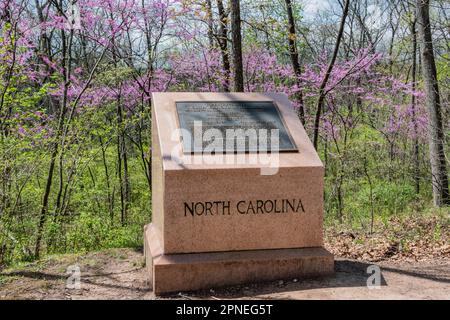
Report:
34,0,52,79
217,0,231,92
116,90,130,226
100,136,114,220
388,19,398,75
416,0,449,206
35,21,74,259
284,0,305,125
205,0,214,49
410,18,420,194
230,0,244,92
108,7,131,224
313,0,349,150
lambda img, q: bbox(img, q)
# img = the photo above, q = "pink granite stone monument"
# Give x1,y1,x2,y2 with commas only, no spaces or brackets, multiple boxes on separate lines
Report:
144,92,334,294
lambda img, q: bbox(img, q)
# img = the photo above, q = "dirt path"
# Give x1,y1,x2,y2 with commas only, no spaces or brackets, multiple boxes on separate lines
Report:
0,248,448,300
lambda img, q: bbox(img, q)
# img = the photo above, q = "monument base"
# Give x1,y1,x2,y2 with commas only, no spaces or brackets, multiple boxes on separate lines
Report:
144,224,334,295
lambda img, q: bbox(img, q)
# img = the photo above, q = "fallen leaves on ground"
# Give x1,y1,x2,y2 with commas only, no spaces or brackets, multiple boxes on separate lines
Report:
325,213,450,262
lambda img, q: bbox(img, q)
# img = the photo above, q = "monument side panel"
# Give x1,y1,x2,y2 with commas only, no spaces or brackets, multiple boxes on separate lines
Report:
151,101,164,244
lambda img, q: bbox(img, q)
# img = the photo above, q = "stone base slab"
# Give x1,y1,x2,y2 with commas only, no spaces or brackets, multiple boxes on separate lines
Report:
144,224,334,295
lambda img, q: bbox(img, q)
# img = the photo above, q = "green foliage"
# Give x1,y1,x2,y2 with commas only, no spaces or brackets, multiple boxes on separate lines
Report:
436,51,450,82
323,112,435,231
349,182,416,218
242,0,305,63
1,0,448,270
0,60,151,266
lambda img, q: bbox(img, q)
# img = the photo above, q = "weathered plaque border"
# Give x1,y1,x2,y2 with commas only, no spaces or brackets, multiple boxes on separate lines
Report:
174,100,299,154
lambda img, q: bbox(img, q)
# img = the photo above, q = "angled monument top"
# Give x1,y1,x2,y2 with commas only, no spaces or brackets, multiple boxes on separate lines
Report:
151,92,322,171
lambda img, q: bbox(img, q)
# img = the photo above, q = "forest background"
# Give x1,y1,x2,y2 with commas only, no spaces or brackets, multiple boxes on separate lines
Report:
0,0,448,266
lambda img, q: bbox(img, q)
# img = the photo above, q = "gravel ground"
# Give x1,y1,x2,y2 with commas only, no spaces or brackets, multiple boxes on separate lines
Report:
0,248,448,300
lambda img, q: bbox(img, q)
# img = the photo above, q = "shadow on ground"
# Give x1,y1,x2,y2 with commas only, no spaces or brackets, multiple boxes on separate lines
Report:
1,248,448,300
160,259,390,299
166,259,450,299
